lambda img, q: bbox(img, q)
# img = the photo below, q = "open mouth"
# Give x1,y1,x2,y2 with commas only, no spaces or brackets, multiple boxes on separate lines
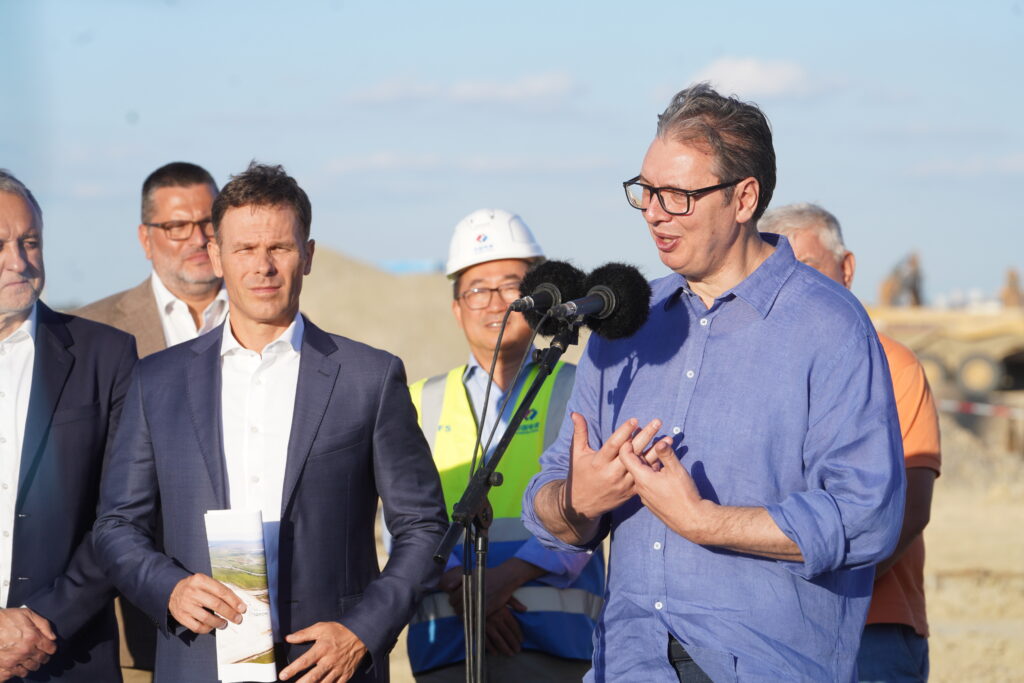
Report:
652,231,680,252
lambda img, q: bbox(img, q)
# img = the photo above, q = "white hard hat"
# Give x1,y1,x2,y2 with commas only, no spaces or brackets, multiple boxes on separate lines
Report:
445,208,545,278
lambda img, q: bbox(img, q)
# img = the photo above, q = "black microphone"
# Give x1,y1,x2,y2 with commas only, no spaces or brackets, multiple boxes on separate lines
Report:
549,263,652,339
514,260,587,335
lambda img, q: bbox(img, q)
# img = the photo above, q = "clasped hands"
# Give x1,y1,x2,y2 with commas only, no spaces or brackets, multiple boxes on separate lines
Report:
169,573,367,682
561,412,710,543
440,557,543,657
0,607,56,681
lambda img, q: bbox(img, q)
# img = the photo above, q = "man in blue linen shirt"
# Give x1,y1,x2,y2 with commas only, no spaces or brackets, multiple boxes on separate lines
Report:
522,83,906,682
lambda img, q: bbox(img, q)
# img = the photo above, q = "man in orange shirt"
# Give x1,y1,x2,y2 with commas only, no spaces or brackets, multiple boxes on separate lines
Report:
760,203,940,682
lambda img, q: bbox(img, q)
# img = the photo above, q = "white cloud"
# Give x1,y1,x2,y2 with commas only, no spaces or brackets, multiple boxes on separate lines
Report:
910,153,1024,177
348,72,580,107
688,57,814,99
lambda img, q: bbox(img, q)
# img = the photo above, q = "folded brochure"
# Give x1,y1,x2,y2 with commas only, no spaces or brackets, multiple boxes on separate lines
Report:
205,509,276,683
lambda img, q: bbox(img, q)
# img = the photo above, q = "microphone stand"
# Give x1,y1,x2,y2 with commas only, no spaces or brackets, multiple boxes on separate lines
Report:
433,320,582,683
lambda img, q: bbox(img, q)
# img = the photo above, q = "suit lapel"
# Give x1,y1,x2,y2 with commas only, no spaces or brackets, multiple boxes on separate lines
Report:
17,304,73,508
186,326,228,507
281,319,340,515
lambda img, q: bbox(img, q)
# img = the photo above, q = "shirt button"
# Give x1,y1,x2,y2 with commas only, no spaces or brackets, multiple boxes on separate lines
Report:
250,426,258,433
672,426,681,435
685,370,695,379
254,378,263,386
653,541,662,550
1,483,7,490
2,579,8,586
654,601,663,610
700,318,708,326
2,531,9,537
0,436,6,444
0,391,5,398
250,476,260,484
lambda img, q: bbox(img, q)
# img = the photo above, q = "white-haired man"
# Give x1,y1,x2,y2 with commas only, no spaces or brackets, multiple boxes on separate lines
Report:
760,202,940,682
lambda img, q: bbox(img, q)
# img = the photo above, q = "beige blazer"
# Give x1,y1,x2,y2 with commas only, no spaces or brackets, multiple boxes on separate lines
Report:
74,278,166,359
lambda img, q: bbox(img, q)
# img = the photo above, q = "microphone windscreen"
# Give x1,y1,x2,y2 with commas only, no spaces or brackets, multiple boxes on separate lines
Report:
582,263,651,339
520,260,587,335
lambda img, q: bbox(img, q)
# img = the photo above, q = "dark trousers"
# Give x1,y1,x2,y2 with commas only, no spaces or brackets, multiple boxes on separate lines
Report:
669,637,713,683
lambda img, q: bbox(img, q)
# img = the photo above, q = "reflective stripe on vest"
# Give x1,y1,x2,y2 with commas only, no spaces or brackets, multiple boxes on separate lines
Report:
412,586,604,624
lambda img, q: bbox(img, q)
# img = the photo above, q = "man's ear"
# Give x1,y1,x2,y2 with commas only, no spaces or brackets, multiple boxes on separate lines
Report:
208,240,224,278
138,224,153,260
841,251,856,289
303,239,315,276
733,177,760,225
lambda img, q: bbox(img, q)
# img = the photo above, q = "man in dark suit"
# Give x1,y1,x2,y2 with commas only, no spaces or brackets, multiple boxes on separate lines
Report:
75,162,224,683
0,169,136,681
93,162,447,682
75,162,227,359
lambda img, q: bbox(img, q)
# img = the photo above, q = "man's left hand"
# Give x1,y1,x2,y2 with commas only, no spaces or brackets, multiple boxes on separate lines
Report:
280,622,367,683
618,436,712,542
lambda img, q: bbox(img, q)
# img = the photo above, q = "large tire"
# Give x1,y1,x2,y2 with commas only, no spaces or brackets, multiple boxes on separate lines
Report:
957,354,1002,396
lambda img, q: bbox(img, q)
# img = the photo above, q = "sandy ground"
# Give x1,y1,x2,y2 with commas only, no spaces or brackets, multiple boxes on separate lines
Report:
381,412,1024,683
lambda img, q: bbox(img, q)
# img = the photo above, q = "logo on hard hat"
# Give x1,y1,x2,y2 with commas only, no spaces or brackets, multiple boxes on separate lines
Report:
476,233,489,243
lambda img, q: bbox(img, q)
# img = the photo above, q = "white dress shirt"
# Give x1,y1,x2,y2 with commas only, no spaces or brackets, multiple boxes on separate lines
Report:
220,313,303,638
0,304,37,607
151,271,229,348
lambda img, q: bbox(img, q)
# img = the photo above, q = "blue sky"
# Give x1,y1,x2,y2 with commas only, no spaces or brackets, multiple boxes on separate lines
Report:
1,0,1022,306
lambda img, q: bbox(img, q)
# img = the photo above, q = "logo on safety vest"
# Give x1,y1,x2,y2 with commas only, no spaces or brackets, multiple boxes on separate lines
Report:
517,408,540,434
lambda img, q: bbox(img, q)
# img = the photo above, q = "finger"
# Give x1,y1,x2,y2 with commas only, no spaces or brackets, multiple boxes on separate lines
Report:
630,419,663,455
193,589,243,625
280,645,320,680
652,438,680,469
195,577,246,621
284,624,321,644
616,444,644,477
569,413,592,458
507,596,528,612
189,608,227,634
32,635,57,656
486,619,516,657
599,418,640,461
24,612,55,641
496,611,523,654
294,663,327,683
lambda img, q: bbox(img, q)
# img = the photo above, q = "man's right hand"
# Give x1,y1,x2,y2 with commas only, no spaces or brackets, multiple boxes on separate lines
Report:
168,573,246,634
566,413,662,520
0,607,57,680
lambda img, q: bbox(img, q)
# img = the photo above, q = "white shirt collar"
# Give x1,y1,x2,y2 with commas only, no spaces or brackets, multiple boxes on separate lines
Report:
0,301,38,346
150,270,228,317
220,312,305,358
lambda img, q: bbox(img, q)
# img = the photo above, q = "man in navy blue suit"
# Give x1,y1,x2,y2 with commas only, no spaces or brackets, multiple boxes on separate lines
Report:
94,162,448,682
0,169,136,681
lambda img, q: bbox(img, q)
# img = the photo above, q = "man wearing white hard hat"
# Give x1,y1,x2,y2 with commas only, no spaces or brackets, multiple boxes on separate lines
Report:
404,209,604,682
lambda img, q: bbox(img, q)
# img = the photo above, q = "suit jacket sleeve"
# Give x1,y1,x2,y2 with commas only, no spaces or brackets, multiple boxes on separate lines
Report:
23,332,137,639
338,355,447,661
92,361,193,633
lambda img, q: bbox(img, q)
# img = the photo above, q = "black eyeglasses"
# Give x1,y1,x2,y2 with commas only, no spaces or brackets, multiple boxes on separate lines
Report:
143,218,215,241
622,176,742,216
458,282,523,310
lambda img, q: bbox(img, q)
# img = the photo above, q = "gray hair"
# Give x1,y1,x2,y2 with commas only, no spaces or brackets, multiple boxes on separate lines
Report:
0,169,43,221
656,82,776,221
758,202,846,259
